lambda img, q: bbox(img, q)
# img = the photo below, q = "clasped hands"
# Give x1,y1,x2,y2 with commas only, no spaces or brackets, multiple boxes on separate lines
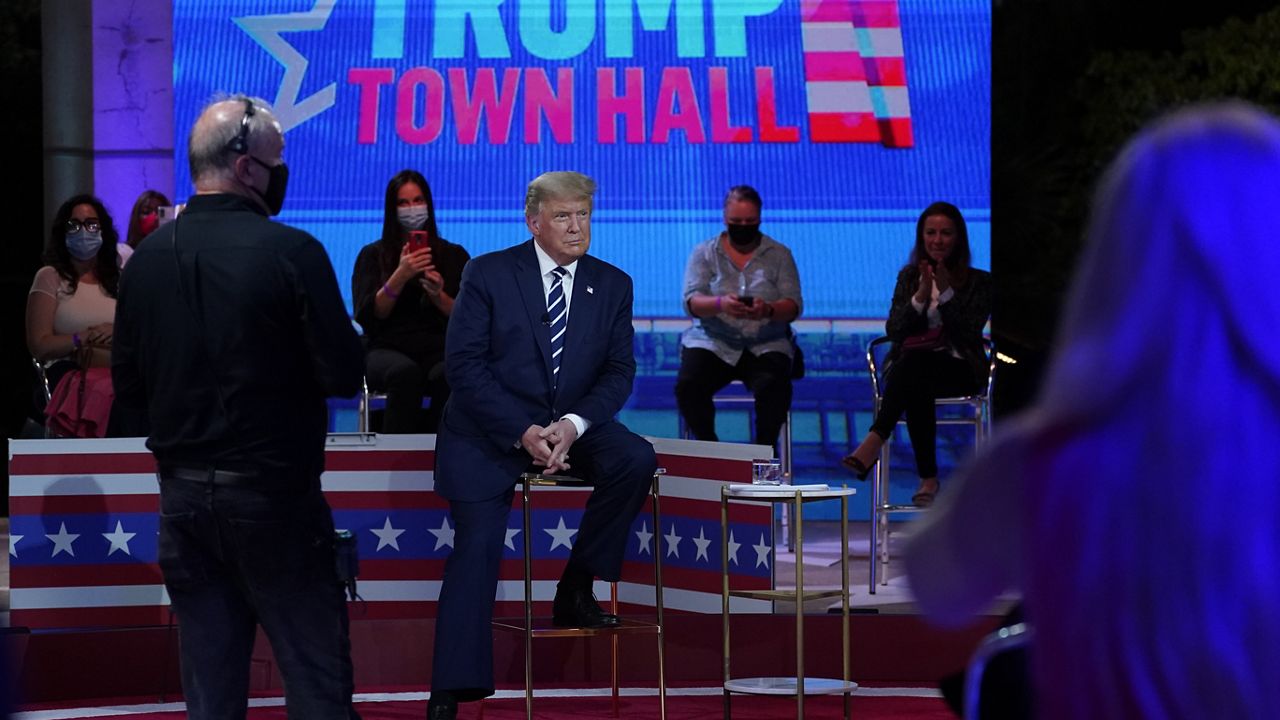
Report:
521,418,579,474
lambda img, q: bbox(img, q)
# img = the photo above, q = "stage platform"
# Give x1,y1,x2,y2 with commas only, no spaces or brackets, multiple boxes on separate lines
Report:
3,514,1013,711
3,434,1016,713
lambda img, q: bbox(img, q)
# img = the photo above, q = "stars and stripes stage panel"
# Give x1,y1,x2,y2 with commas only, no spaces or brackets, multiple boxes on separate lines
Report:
8,435,773,630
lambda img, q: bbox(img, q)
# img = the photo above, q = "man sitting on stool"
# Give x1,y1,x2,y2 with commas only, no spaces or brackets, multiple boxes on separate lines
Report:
675,185,803,451
427,171,657,720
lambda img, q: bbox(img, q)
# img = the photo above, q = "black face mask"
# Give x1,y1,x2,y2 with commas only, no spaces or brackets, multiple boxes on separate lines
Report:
726,223,761,248
250,157,290,216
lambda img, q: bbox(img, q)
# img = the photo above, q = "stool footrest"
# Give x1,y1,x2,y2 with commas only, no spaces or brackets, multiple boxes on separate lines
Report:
729,589,846,602
492,617,661,638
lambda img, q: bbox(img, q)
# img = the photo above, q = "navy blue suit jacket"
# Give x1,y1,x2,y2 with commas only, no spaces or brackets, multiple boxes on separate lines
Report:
435,240,637,502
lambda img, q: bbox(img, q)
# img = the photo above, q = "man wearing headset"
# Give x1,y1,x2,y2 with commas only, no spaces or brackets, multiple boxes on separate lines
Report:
112,95,365,719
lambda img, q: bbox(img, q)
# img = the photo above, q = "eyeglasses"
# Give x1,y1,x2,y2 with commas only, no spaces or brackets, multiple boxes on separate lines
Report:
66,218,101,234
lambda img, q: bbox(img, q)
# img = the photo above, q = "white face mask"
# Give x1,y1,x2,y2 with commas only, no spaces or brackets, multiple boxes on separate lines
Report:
67,230,104,260
397,205,429,231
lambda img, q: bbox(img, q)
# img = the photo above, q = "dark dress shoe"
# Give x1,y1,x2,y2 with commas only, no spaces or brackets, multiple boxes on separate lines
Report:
426,693,457,720
552,586,621,628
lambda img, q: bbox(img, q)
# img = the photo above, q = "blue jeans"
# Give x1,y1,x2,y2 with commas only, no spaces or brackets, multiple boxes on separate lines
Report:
157,470,360,719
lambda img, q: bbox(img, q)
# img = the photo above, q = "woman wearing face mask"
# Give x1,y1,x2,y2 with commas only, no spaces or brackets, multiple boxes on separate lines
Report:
118,189,172,266
840,202,991,507
25,194,122,436
352,170,470,433
675,185,803,452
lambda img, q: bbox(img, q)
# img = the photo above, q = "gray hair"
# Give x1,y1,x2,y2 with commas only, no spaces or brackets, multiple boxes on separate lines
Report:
188,94,281,184
724,184,762,209
524,171,596,217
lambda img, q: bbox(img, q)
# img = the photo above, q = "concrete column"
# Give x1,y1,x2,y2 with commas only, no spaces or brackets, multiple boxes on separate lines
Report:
42,0,94,226
91,0,174,230
41,0,174,230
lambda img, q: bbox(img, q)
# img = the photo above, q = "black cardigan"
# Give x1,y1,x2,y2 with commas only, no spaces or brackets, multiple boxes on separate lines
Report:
884,265,993,385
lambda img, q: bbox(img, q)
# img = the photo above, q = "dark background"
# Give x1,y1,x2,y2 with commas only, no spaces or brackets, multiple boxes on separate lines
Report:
5,0,1280,506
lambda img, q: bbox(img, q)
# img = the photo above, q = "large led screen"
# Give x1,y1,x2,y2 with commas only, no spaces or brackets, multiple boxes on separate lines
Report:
174,0,990,318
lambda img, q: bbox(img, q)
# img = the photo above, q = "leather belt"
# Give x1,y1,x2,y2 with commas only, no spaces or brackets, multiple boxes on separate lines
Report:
157,463,265,487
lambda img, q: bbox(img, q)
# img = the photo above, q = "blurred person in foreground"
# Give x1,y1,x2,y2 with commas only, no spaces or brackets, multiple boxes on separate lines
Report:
112,94,364,719
906,101,1280,718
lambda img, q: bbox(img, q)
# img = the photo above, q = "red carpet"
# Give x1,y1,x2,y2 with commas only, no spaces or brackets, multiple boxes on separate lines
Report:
15,687,955,719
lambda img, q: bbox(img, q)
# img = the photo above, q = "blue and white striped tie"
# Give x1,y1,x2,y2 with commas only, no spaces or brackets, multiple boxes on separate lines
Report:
547,267,568,386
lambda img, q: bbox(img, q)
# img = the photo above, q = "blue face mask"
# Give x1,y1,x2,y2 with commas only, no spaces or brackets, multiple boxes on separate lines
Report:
67,229,103,260
397,205,430,231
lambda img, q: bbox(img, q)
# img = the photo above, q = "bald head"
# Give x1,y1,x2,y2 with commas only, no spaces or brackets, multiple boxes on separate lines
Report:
188,95,283,191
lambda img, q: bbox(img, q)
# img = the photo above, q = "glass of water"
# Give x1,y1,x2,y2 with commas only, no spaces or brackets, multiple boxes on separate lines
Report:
752,458,783,485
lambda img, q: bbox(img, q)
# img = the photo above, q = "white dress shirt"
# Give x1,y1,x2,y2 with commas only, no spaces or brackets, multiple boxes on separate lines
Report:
532,242,589,438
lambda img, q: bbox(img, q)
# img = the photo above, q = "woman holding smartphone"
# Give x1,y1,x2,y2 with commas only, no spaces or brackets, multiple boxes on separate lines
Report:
352,169,470,433
840,202,991,507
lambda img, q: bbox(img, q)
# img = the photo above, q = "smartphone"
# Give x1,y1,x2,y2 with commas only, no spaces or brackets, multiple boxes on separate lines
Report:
406,230,430,253
157,205,182,225
738,295,755,306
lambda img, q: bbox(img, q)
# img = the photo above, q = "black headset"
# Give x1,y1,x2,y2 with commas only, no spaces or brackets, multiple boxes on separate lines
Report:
224,98,255,155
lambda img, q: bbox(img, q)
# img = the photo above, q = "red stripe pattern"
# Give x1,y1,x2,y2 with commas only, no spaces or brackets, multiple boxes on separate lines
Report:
9,441,771,629
801,0,913,147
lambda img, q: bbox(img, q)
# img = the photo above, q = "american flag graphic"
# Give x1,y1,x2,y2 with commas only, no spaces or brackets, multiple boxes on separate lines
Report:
8,436,773,630
801,0,913,146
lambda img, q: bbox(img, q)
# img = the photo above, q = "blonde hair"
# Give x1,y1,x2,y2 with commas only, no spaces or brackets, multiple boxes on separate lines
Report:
524,171,596,217
1025,101,1280,718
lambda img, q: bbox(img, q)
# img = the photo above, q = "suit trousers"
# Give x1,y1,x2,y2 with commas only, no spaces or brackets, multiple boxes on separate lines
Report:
430,421,657,699
870,349,977,479
156,471,359,720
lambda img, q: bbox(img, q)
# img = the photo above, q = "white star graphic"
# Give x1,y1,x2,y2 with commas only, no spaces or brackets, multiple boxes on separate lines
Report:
428,517,455,551
544,516,578,552
726,530,741,566
102,521,137,557
233,0,337,132
47,522,80,558
634,521,654,556
692,526,713,563
504,527,522,551
664,523,683,559
753,533,772,569
370,516,406,552
9,533,23,557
